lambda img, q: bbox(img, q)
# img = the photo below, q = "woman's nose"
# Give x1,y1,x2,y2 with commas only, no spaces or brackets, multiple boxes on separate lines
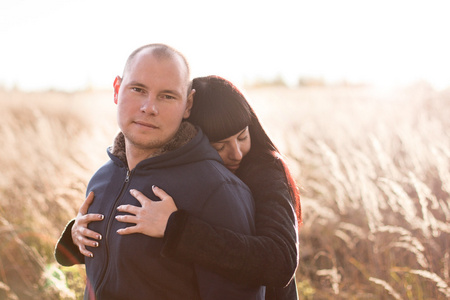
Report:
228,141,243,161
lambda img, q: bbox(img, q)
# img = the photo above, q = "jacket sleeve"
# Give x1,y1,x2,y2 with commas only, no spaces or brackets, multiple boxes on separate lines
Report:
54,219,85,266
161,162,299,287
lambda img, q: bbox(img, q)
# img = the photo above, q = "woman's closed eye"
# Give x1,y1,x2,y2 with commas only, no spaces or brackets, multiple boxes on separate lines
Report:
238,135,248,142
213,144,225,152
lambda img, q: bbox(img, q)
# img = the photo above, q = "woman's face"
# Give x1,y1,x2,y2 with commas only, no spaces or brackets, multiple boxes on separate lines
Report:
210,127,251,173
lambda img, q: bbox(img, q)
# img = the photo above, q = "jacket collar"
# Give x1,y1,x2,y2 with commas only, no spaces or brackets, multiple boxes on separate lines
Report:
110,121,198,165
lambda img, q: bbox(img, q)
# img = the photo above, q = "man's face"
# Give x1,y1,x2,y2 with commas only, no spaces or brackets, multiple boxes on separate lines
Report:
114,49,193,156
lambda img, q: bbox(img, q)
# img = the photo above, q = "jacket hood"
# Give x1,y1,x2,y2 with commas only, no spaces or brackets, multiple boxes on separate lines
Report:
107,121,223,170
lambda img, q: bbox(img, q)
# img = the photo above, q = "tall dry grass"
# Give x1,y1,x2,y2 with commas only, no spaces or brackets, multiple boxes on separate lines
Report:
1,83,449,299
247,83,450,299
0,89,117,299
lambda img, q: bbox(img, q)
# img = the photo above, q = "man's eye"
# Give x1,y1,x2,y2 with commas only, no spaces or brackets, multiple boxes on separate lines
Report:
162,95,176,100
132,87,144,93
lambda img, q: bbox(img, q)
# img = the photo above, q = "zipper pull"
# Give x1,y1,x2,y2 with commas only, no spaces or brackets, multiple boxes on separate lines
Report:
125,170,130,182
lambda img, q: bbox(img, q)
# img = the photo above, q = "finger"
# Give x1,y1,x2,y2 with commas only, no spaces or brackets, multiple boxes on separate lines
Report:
129,189,152,206
116,226,139,235
76,235,100,248
79,191,95,215
78,245,94,258
79,213,104,224
152,186,178,211
79,246,93,258
117,204,140,215
79,227,103,240
115,214,138,224
151,185,170,200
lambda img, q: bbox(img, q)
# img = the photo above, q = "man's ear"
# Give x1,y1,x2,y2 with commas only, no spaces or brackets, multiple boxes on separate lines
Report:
113,76,122,104
183,89,195,119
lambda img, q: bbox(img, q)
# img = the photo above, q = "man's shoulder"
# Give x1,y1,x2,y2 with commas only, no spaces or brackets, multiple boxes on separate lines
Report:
200,166,255,234
91,159,120,176
168,158,252,209
186,159,249,190
87,159,126,191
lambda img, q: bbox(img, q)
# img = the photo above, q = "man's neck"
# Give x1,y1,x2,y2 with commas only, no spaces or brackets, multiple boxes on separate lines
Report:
110,122,198,170
125,143,159,170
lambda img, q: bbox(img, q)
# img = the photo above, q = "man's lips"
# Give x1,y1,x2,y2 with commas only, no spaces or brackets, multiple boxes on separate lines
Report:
134,121,159,129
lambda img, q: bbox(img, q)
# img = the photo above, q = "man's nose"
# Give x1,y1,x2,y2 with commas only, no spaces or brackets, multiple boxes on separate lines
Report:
140,96,158,115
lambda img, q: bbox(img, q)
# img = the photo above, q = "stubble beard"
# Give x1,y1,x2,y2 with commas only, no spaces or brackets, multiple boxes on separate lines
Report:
124,132,166,156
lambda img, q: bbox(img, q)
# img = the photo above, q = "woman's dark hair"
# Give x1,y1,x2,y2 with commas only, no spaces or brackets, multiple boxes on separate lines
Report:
187,76,251,143
187,75,301,222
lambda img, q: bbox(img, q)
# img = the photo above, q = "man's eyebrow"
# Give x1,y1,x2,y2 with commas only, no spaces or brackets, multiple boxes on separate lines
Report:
160,89,182,97
127,81,148,89
126,82,182,97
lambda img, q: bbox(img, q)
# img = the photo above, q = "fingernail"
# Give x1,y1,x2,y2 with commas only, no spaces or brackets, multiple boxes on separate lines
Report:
89,253,93,258
98,234,102,240
99,214,104,220
129,189,136,195
94,242,99,247
152,185,156,190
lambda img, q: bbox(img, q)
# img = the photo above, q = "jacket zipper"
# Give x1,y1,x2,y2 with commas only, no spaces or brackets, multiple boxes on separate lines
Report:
95,169,131,297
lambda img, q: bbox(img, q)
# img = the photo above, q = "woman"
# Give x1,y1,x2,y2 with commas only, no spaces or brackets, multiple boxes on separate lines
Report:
60,76,301,299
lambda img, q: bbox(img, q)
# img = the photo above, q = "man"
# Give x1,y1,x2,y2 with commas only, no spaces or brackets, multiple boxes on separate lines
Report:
55,44,264,299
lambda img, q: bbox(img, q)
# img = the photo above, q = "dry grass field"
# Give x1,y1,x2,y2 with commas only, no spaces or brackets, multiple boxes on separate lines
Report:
1,83,449,299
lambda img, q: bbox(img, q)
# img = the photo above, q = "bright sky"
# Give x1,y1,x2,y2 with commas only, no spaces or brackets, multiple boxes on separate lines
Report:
1,0,449,91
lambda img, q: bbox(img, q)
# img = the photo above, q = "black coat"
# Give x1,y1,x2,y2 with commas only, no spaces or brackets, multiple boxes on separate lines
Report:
55,124,265,300
162,155,299,300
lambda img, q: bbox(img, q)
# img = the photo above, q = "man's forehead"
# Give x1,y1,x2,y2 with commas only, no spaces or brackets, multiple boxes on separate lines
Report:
123,51,190,95
125,50,189,82
129,49,187,72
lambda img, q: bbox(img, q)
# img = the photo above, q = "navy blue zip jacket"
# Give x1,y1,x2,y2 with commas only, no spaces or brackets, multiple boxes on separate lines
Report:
55,123,264,300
